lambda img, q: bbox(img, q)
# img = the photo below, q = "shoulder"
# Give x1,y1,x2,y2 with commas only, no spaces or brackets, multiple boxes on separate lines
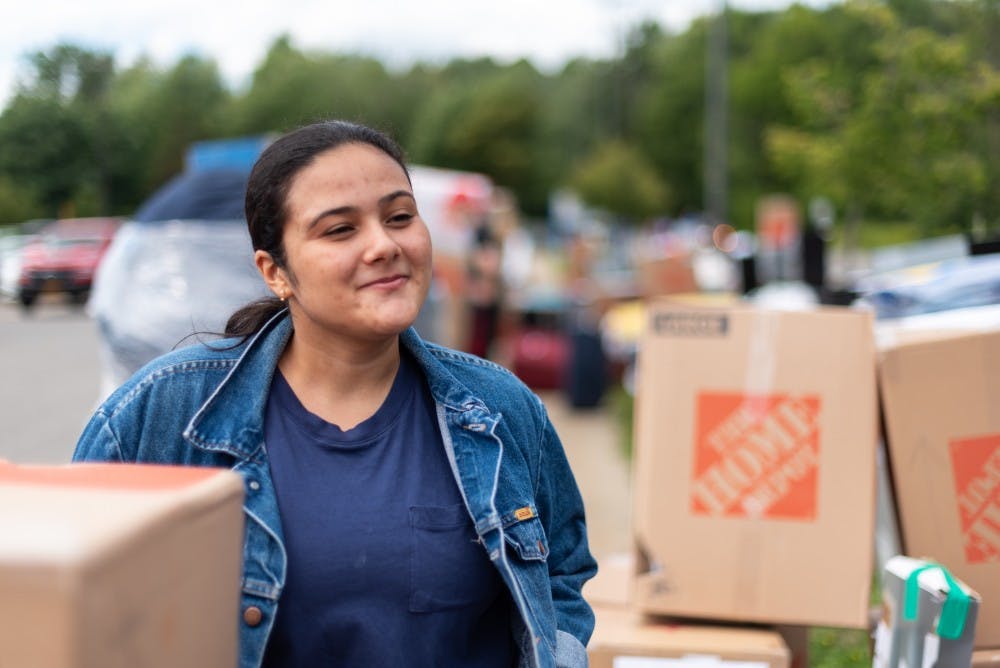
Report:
416,339,546,420
98,336,248,416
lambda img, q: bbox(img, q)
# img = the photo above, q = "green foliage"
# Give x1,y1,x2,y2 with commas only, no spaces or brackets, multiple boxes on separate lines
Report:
767,3,1000,234
0,176,44,225
854,220,927,248
809,627,872,667
635,24,708,216
237,36,401,137
141,55,231,189
571,140,671,221
609,384,634,461
0,95,91,215
408,61,552,214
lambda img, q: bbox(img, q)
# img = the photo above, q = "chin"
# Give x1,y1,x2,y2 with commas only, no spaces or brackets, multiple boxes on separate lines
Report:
369,314,419,337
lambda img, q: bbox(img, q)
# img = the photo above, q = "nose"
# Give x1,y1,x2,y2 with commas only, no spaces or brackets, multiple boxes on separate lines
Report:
362,221,402,264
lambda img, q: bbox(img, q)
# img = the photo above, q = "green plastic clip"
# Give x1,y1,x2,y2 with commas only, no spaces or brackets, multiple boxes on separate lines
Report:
902,562,971,640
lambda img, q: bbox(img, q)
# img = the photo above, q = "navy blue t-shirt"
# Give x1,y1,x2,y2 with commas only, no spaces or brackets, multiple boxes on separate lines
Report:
261,350,513,667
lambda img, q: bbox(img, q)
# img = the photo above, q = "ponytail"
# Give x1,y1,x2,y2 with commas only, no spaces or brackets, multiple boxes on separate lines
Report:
224,297,287,340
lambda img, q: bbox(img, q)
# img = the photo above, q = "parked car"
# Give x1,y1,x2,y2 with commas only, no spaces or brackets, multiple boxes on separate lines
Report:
89,137,272,397
17,218,121,309
0,233,37,301
854,253,1000,319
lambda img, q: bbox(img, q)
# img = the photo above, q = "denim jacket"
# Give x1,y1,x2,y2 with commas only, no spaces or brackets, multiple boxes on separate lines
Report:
73,311,597,668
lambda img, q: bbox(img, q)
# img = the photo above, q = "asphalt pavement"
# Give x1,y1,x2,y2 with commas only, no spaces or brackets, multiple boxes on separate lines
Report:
0,298,102,464
538,391,632,562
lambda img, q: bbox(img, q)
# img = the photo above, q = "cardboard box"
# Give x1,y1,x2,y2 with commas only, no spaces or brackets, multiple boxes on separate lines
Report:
878,329,1000,647
974,648,1000,666
586,554,808,667
589,606,790,668
0,462,244,667
772,625,809,668
873,555,980,667
631,301,877,627
584,552,634,610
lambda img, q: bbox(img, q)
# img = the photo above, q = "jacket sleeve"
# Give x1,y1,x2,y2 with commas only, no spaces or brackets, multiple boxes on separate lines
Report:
533,397,598,666
72,409,127,463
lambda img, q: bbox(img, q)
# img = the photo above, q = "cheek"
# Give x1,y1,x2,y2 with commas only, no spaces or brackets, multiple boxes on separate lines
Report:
410,227,433,266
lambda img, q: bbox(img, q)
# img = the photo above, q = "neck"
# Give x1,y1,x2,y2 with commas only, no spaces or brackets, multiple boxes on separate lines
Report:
277,328,403,430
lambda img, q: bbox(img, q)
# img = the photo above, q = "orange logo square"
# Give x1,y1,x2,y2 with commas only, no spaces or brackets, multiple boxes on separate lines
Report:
949,434,1000,564
691,392,821,520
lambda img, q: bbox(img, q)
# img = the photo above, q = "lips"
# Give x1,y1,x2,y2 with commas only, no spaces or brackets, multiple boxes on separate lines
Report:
360,274,408,289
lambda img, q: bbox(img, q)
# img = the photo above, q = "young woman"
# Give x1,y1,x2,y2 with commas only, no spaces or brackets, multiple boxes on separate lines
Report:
73,120,596,668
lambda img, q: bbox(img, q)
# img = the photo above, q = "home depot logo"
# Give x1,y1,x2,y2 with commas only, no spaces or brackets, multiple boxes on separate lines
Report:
949,434,1000,564
691,392,821,520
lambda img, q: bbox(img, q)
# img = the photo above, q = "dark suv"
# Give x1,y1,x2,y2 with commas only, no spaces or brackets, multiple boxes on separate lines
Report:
17,217,121,309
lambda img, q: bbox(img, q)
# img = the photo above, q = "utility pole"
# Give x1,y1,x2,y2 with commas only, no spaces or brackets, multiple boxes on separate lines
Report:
704,0,728,226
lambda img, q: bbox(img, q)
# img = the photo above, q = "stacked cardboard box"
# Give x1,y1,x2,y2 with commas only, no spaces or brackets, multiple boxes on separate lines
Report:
589,608,791,668
585,299,883,664
0,461,244,668
975,648,1000,666
877,326,1000,650
599,297,1000,662
631,300,878,628
584,552,791,667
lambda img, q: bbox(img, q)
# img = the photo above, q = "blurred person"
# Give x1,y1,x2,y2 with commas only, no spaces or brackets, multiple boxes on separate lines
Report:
465,222,504,358
72,120,596,668
800,219,829,300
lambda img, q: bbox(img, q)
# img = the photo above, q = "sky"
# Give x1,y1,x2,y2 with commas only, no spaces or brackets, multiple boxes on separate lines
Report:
0,0,833,109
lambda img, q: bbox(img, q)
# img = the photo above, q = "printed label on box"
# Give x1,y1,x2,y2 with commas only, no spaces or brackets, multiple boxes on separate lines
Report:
651,311,729,337
691,392,821,520
949,434,1000,564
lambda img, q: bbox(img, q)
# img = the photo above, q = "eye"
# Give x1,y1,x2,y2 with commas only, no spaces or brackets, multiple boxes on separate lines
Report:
387,212,415,226
323,223,354,237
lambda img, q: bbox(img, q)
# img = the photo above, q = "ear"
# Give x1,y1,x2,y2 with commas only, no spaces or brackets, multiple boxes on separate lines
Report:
255,250,291,300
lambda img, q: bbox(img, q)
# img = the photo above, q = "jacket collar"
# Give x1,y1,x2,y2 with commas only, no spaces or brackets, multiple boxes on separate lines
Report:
183,309,292,460
183,311,498,461
400,329,487,411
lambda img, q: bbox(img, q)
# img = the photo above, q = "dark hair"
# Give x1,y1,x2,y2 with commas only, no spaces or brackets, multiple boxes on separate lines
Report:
224,120,409,338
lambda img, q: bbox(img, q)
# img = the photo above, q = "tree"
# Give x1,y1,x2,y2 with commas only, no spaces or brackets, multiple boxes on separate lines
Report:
0,176,45,225
0,44,119,216
409,61,551,214
138,55,231,190
235,36,403,138
571,140,671,222
0,95,90,216
766,3,1000,234
634,23,708,218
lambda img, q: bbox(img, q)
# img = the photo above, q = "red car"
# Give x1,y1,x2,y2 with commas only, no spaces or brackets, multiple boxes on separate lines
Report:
18,217,121,309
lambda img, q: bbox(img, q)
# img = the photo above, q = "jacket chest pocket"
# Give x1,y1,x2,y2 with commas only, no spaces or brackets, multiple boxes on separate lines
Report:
409,503,502,613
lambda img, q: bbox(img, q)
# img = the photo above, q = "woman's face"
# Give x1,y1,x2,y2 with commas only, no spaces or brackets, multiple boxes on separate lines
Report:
263,142,432,344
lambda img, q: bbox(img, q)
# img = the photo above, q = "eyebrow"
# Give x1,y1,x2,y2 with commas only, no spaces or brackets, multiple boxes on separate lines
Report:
307,190,416,230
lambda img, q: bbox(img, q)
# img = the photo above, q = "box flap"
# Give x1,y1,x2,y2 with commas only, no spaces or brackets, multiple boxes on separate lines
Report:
0,462,243,567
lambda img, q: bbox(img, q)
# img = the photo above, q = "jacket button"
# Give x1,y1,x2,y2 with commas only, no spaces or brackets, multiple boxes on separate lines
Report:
243,606,263,627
